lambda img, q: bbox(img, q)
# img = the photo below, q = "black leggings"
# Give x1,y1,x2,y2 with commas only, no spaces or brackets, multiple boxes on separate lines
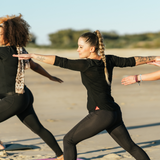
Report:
0,86,62,157
63,109,150,160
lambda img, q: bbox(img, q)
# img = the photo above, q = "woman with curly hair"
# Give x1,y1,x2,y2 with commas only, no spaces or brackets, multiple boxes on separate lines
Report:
14,30,160,160
0,14,63,160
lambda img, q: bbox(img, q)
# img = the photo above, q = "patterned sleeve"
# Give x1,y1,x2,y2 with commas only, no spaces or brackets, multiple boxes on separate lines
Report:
54,56,90,72
108,55,136,67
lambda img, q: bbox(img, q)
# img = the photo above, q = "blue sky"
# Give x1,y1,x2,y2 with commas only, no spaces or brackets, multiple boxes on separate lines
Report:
1,0,160,45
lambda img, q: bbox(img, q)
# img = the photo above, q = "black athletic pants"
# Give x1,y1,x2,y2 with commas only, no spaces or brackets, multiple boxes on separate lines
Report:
0,86,63,157
63,109,150,160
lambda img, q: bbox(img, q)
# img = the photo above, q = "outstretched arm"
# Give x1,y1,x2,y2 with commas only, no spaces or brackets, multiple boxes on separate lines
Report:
134,56,160,66
13,53,89,72
147,61,160,67
121,70,160,85
13,53,56,65
30,59,63,83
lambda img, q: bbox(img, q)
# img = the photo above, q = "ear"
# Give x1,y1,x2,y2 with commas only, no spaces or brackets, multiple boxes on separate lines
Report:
90,46,96,53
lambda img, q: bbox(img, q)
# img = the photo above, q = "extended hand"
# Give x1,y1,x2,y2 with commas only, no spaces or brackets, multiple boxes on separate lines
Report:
13,54,33,60
155,56,160,62
147,61,160,67
121,76,136,85
49,76,63,83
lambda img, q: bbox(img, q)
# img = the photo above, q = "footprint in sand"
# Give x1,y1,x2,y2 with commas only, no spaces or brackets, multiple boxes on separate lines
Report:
0,150,8,157
100,153,122,159
46,119,60,122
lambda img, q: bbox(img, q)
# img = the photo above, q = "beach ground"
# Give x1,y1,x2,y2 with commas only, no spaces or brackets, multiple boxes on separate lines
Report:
0,48,160,160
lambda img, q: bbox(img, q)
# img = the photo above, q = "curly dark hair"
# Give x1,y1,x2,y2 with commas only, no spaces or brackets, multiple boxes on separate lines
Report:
0,14,30,47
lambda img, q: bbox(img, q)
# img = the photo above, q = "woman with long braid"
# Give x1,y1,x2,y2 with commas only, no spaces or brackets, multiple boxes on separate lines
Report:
14,30,160,160
0,14,64,160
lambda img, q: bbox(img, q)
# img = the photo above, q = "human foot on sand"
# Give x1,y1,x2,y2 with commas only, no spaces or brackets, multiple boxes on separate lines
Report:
0,141,5,150
55,155,64,160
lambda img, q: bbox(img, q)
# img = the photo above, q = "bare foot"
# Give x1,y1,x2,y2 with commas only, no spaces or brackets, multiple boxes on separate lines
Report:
55,155,64,160
0,141,5,150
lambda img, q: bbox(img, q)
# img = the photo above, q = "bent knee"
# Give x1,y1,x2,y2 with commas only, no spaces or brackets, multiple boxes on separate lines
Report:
63,133,75,145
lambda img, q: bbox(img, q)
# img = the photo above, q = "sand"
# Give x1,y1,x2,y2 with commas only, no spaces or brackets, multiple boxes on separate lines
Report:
0,48,160,160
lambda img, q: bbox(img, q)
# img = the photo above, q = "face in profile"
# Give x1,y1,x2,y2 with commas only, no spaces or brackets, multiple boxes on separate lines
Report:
77,37,93,59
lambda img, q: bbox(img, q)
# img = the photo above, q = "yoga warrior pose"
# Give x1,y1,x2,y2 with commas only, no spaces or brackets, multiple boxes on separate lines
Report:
14,30,160,160
121,62,160,85
0,14,63,160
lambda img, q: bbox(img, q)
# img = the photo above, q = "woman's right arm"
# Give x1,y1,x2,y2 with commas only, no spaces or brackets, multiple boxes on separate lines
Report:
16,53,56,65
13,53,89,72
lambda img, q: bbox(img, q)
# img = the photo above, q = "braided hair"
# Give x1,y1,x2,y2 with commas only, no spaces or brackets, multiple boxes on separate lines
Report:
80,30,110,84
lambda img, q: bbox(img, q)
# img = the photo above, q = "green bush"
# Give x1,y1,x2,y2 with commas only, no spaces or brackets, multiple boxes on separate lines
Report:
29,29,160,49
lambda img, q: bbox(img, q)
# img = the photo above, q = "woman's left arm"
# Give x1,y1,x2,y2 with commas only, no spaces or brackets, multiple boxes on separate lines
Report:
30,59,63,83
110,55,160,67
134,56,160,66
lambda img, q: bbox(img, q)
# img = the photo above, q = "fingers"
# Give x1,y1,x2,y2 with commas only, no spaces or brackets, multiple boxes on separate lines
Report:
50,76,63,83
147,62,160,67
121,77,129,85
12,55,25,60
121,79,130,85
57,78,63,83
155,56,160,62
12,54,31,60
121,76,135,85
55,77,63,83
12,54,25,58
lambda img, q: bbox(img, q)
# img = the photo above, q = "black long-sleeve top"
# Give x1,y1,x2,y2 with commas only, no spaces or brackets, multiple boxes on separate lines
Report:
0,46,18,94
0,46,30,94
54,55,135,112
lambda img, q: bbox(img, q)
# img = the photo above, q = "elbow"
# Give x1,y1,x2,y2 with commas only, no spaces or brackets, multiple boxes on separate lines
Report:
31,63,39,71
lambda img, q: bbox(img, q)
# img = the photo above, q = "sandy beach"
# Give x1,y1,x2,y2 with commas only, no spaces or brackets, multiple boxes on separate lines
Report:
0,48,160,160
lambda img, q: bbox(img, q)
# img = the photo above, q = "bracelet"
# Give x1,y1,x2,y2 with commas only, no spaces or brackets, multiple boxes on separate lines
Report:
134,75,140,86
134,75,138,82
139,74,142,82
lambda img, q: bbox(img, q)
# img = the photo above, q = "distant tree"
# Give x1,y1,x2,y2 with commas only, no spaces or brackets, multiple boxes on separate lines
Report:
49,29,90,48
26,33,38,48
48,29,160,49
29,33,37,44
102,31,119,40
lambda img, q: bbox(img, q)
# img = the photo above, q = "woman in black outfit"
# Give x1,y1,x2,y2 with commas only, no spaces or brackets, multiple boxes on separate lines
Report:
14,30,160,160
0,14,64,160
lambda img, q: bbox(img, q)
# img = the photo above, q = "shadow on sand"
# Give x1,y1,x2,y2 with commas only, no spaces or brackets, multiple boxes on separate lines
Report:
5,122,160,159
78,139,160,159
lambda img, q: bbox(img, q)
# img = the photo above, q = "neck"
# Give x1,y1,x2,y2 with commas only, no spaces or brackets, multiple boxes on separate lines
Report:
88,52,101,60
0,43,10,46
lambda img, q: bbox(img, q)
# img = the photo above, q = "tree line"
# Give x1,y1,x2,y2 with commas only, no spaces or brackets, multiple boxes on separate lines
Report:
27,29,160,48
